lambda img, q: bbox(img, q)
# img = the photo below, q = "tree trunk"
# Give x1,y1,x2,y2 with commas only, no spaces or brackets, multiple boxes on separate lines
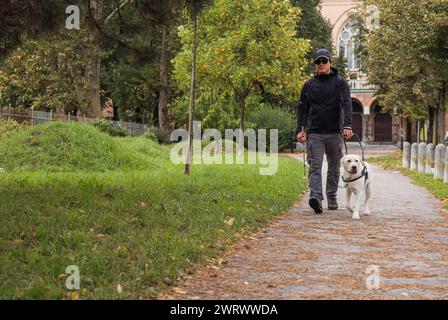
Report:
438,81,446,144
434,107,439,144
87,54,102,118
185,14,198,175
428,106,434,144
239,96,245,132
158,25,169,129
57,53,67,114
85,0,102,118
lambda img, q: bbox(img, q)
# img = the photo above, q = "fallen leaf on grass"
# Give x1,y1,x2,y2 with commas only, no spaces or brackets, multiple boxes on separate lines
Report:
58,273,68,280
70,292,79,300
117,284,123,294
139,202,146,209
224,218,235,226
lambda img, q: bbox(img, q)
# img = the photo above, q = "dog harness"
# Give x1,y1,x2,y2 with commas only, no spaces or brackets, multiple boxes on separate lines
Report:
339,163,368,188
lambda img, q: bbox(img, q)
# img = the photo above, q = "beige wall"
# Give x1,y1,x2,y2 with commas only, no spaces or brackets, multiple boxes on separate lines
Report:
320,0,359,53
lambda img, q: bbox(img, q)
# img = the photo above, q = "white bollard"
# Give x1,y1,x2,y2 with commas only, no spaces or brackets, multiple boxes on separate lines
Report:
402,142,411,168
425,143,435,175
418,142,427,173
410,143,418,171
444,147,448,183
434,144,446,180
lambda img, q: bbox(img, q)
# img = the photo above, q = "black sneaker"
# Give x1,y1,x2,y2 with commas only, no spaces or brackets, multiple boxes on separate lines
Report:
327,197,338,210
309,198,323,214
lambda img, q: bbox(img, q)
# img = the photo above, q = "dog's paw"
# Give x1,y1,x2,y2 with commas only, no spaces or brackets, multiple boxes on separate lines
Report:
364,205,371,215
352,214,360,220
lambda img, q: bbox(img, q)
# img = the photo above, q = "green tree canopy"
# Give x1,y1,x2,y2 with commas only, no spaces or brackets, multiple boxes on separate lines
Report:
173,0,310,131
357,0,448,142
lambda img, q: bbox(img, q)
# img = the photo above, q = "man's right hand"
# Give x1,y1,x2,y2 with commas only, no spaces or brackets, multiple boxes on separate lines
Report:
297,131,307,143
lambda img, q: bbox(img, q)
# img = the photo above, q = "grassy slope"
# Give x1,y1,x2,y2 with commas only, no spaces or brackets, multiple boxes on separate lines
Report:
368,151,448,207
0,123,306,299
0,122,159,172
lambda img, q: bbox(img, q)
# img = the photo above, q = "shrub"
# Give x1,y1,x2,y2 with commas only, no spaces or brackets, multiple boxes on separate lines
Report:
247,105,296,151
152,128,171,144
0,119,23,139
93,119,127,137
143,129,158,142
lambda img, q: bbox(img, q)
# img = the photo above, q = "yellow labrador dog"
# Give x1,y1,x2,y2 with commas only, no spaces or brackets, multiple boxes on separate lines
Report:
340,155,372,220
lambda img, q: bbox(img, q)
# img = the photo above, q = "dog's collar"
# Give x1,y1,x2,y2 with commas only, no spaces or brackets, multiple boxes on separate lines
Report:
342,164,368,184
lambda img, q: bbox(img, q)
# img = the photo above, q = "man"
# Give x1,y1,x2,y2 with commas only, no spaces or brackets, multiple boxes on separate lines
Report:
297,48,353,214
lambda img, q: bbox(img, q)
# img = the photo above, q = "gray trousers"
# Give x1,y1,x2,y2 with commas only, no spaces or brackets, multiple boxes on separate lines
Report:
306,133,344,201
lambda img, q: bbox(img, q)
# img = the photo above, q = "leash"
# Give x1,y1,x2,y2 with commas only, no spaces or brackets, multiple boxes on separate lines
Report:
341,132,364,162
301,126,308,180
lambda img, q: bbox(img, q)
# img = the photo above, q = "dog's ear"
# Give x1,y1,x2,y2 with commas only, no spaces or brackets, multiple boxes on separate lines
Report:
340,156,346,165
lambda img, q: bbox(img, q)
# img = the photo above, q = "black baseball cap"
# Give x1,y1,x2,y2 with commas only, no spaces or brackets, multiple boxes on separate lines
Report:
314,49,332,62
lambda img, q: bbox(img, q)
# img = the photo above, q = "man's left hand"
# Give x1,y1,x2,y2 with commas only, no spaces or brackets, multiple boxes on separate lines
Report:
343,128,353,140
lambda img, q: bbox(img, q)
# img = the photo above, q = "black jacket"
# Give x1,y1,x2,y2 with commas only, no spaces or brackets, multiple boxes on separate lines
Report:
299,67,352,134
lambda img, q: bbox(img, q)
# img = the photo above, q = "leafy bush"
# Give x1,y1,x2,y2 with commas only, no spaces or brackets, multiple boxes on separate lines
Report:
247,105,296,151
143,129,158,142
152,128,171,144
93,119,127,137
0,119,23,139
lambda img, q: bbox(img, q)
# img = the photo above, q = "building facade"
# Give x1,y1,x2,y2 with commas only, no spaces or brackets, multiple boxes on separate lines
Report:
319,0,401,144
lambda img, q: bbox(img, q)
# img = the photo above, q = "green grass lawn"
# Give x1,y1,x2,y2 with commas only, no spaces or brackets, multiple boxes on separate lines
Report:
368,151,448,207
0,122,306,299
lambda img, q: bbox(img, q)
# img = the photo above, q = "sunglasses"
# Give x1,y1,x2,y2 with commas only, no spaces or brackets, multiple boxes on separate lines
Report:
314,58,329,65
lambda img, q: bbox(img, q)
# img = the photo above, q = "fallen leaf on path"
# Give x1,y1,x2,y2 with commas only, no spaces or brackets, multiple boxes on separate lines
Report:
172,287,187,294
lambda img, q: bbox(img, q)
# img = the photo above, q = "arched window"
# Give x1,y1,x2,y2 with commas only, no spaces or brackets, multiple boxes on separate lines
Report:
338,19,359,70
